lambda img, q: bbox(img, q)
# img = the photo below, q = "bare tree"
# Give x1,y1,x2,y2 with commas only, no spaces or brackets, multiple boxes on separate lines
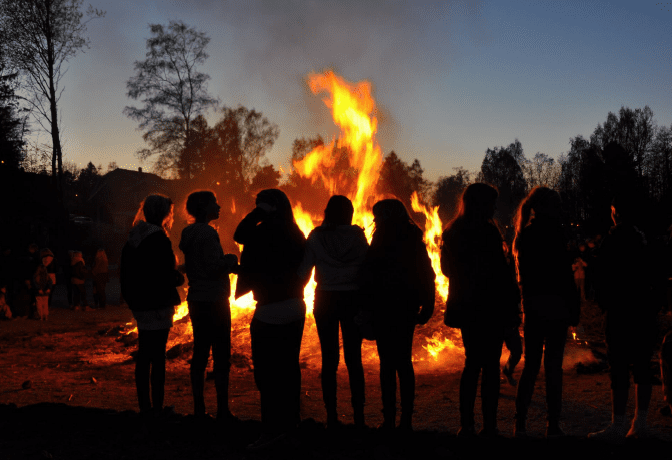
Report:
0,0,104,194
124,20,218,178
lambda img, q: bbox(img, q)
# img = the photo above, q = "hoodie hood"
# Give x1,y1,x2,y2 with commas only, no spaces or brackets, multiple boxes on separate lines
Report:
128,221,163,249
313,225,368,263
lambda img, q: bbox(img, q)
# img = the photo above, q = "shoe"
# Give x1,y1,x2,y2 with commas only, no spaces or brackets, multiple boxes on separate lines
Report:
326,417,343,431
377,420,395,432
513,418,527,438
626,419,648,439
246,432,286,451
659,405,672,417
587,423,627,443
502,367,518,387
456,425,477,438
546,422,566,439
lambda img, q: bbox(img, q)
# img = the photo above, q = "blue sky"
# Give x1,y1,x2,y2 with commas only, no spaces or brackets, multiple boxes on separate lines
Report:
42,0,672,182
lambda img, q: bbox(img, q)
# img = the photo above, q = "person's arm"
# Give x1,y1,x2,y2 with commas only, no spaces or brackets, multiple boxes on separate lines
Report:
200,230,238,277
233,208,266,245
297,234,317,285
417,241,436,325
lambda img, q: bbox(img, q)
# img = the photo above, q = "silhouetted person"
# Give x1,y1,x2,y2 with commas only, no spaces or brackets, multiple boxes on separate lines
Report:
588,195,659,441
32,254,53,321
120,194,184,416
298,195,369,429
91,249,109,309
179,191,238,422
513,187,579,438
358,199,435,432
70,251,90,311
441,183,520,437
234,189,308,450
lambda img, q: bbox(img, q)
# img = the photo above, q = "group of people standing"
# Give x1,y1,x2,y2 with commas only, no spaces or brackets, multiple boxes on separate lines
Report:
119,183,665,449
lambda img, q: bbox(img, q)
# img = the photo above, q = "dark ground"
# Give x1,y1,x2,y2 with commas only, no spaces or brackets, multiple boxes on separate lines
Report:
1,280,671,459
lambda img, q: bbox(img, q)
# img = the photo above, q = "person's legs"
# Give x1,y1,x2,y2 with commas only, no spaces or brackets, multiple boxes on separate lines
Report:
514,322,544,434
135,329,152,413
72,283,81,309
149,328,170,411
189,302,213,416
340,295,365,425
480,326,504,433
502,326,522,385
459,324,482,433
313,291,341,424
211,300,233,420
396,319,416,430
375,321,398,429
543,321,567,425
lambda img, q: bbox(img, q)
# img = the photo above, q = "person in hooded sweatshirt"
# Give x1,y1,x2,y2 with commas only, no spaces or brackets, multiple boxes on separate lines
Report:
234,189,308,450
179,191,238,423
358,199,435,433
298,195,369,429
70,250,91,311
120,194,184,416
513,187,579,439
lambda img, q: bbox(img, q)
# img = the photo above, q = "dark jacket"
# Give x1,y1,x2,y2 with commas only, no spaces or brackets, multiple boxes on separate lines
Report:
358,225,435,323
179,223,236,302
233,208,307,306
120,222,184,311
298,224,369,291
442,219,519,327
596,223,659,319
516,215,578,324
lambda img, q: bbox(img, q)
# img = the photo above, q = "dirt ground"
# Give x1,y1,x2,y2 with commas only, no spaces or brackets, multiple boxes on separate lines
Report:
1,282,671,459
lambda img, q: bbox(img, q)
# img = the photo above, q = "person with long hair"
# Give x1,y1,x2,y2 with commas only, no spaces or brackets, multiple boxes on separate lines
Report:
179,191,238,422
120,194,184,416
234,189,308,450
358,199,435,432
441,183,520,437
298,195,369,429
513,187,579,438
588,195,659,441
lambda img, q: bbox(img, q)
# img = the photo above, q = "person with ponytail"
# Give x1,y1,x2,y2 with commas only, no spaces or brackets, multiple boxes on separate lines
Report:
357,199,435,432
441,183,520,438
298,195,369,429
120,194,185,417
512,187,579,438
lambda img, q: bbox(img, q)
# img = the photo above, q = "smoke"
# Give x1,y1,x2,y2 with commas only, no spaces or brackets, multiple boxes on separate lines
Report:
216,0,487,145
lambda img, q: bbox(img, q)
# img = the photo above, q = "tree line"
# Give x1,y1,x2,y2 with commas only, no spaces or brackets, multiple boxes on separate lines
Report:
1,6,670,238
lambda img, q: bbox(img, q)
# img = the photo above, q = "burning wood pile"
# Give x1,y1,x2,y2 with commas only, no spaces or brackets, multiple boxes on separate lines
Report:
121,70,468,370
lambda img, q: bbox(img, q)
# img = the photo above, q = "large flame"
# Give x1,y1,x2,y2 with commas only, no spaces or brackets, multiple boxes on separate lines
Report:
152,71,464,368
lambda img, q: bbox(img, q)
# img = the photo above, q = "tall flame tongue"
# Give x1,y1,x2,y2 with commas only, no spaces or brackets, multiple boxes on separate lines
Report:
153,71,465,369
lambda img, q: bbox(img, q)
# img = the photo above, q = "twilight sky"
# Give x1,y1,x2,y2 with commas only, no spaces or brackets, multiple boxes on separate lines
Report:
40,0,672,182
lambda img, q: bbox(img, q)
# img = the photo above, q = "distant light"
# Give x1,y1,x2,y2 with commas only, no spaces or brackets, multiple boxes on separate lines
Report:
216,182,220,185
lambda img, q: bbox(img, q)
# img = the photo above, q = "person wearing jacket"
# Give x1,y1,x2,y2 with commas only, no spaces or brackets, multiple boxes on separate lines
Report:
120,194,184,416
91,249,109,309
358,199,435,432
588,195,660,441
179,191,238,423
70,251,91,311
513,187,579,439
234,189,308,450
32,259,53,321
441,183,520,437
298,195,369,429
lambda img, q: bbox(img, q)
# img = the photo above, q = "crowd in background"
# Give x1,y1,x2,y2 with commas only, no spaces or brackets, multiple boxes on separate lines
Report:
0,243,110,321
